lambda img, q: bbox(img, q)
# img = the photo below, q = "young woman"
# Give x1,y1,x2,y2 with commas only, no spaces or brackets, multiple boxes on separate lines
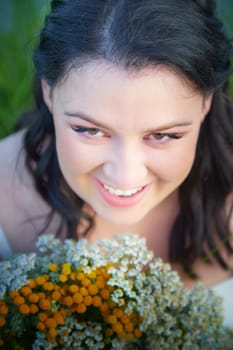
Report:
0,0,232,326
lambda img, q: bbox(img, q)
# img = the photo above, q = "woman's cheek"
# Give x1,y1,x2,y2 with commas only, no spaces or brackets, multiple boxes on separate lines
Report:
149,139,198,182
55,134,103,176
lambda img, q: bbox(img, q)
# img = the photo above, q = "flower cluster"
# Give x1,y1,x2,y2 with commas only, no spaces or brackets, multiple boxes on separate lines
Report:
0,234,232,349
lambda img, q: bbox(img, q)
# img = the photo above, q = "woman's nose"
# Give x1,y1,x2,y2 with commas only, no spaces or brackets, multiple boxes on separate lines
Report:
102,140,148,188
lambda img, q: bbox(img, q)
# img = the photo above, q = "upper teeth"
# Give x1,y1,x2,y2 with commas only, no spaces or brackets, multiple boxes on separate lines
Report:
103,184,142,196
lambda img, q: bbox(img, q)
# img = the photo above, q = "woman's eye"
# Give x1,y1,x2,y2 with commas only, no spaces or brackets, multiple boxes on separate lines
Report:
145,132,181,143
71,126,106,138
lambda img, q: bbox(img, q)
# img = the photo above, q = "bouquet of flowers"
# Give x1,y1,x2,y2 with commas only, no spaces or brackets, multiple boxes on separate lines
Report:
0,233,232,350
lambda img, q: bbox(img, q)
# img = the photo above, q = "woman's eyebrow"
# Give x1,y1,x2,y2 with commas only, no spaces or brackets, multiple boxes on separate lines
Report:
144,121,193,133
64,111,193,132
64,111,111,129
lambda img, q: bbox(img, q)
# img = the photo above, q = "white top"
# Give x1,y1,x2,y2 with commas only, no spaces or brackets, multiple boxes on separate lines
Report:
0,226,232,327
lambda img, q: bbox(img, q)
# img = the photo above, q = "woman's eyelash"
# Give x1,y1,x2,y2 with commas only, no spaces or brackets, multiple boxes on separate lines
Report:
145,132,182,141
164,133,182,139
71,126,97,133
71,125,103,135
71,125,110,139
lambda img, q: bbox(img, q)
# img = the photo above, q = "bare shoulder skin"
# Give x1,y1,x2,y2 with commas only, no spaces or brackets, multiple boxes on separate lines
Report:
0,130,62,254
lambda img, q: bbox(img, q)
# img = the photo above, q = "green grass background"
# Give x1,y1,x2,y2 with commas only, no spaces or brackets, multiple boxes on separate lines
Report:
0,0,233,139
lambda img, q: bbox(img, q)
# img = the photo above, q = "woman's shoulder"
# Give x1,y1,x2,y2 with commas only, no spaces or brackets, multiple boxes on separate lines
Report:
0,130,27,196
0,130,58,254
0,130,38,252
0,129,25,165
0,129,31,190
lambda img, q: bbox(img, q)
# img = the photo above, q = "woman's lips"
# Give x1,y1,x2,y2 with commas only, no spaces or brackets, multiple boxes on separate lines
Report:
93,178,151,208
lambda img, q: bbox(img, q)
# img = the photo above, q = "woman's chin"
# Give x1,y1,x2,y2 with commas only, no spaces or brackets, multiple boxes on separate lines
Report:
96,210,145,228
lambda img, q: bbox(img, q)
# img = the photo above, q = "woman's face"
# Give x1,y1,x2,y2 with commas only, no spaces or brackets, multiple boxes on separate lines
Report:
42,62,212,225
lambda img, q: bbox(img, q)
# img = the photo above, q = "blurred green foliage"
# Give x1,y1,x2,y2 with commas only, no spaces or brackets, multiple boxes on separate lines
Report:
0,0,233,139
0,0,49,138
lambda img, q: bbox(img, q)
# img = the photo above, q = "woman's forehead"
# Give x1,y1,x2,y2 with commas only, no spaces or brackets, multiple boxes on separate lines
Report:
55,60,200,99
52,61,205,133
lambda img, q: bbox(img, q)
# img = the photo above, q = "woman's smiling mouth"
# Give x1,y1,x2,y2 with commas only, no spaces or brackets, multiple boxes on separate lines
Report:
103,183,143,197
93,178,151,207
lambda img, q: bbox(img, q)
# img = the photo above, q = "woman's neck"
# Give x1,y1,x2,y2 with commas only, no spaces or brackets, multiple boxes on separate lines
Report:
85,190,179,261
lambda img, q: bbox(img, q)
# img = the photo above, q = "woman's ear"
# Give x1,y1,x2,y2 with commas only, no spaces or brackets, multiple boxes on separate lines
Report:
41,79,52,112
202,94,213,120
